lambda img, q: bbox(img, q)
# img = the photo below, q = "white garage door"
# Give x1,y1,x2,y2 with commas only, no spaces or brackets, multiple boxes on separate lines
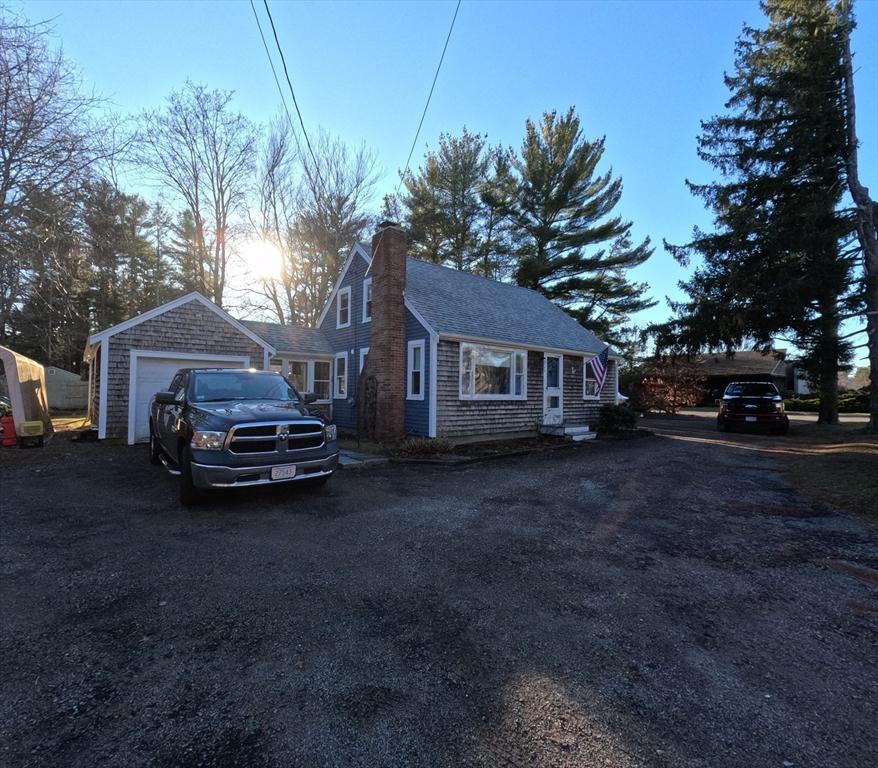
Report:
130,353,250,444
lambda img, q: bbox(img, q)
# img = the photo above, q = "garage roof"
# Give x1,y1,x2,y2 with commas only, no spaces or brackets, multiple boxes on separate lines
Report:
86,292,275,357
241,321,334,356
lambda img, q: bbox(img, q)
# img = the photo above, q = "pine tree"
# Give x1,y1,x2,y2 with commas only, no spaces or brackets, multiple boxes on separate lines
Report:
401,129,510,278
501,108,654,343
654,0,860,424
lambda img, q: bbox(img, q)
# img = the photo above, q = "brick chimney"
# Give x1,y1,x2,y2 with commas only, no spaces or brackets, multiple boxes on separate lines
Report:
360,222,407,442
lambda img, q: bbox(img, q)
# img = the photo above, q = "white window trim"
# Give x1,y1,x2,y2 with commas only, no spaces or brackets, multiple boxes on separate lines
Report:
583,355,600,400
458,342,528,401
359,347,370,374
311,359,332,403
336,286,352,329
362,277,373,323
333,352,348,399
407,340,425,400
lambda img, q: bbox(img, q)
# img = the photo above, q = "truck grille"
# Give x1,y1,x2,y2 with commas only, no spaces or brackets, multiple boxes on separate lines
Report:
227,420,325,455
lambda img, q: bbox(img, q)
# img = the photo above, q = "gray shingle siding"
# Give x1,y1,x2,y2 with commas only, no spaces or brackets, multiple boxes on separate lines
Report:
102,300,266,440
404,309,430,437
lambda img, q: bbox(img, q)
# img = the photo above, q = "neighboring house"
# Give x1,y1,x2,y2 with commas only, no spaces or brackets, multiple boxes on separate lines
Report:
85,222,619,444
45,366,88,410
698,350,789,403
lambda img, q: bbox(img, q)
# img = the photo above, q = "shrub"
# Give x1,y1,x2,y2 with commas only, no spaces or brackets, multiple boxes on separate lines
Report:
394,437,454,457
785,387,869,413
598,404,638,433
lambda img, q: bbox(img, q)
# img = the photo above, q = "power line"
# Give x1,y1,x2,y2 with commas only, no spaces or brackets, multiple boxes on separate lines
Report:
396,0,462,196
248,0,299,148
365,0,463,276
260,0,328,198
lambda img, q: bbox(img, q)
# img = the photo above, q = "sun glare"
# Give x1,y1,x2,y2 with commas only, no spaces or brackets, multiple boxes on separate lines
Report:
241,238,282,281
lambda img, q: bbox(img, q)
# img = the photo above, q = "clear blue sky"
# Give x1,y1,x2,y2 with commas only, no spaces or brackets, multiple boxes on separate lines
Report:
18,0,878,357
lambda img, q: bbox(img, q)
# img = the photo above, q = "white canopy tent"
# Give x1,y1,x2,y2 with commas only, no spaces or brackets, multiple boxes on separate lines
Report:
0,346,53,437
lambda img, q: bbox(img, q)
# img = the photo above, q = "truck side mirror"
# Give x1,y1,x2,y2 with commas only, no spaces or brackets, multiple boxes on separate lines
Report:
302,392,318,404
155,391,176,405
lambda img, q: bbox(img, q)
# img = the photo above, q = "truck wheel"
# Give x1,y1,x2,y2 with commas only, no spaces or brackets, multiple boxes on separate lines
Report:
148,425,162,465
179,447,202,507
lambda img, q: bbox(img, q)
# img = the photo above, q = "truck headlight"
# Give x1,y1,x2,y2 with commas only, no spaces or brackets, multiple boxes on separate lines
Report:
191,430,226,450
324,424,337,442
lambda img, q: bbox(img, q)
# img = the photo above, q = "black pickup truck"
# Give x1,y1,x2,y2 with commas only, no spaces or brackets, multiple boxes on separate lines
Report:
149,368,338,505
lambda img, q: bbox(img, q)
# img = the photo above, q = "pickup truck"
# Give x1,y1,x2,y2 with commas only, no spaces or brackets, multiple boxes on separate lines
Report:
149,367,338,505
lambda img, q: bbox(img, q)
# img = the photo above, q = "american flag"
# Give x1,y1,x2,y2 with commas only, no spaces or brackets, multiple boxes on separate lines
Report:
590,346,610,394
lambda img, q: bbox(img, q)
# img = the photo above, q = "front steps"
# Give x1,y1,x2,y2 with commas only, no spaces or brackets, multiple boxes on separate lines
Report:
540,423,597,442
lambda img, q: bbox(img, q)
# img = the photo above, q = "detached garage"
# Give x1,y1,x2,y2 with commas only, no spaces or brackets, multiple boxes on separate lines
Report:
85,293,275,444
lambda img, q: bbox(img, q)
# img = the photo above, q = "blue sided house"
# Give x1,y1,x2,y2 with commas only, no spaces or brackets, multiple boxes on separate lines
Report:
85,222,620,444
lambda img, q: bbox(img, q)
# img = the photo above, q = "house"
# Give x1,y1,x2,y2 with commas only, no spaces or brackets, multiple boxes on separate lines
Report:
697,349,789,403
85,222,620,444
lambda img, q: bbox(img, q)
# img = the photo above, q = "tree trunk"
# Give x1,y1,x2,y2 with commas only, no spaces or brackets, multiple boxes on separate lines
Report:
840,15,878,431
817,296,840,425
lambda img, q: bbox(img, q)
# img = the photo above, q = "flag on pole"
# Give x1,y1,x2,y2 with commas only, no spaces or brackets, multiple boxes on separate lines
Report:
590,346,610,394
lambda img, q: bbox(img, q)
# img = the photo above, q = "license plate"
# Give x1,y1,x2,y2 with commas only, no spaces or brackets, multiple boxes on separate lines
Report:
745,416,757,422
270,464,297,480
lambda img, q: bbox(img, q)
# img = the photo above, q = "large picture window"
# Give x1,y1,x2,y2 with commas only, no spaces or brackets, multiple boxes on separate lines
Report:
459,343,527,400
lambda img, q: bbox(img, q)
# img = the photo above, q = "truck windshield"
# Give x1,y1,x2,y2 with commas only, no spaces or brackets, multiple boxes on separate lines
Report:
190,371,300,403
724,383,780,398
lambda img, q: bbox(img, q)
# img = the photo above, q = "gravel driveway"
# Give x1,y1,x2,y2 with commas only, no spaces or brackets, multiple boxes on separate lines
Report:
1,424,876,768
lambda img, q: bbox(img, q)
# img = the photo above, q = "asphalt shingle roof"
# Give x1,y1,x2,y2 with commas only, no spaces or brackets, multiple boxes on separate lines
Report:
240,321,334,356
241,251,613,357
698,350,787,377
404,256,610,354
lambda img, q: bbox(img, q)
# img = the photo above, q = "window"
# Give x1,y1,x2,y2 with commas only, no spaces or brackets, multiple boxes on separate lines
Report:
268,356,283,373
170,372,187,402
336,286,351,328
459,343,527,400
334,353,347,399
313,361,330,400
362,277,373,322
288,361,308,392
583,356,599,398
407,340,425,400
359,347,370,374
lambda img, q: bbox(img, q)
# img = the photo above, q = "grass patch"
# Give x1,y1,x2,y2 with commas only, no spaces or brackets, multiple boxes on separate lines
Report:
781,425,878,519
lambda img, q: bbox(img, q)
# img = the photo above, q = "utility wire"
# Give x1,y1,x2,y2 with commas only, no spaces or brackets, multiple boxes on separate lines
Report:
395,0,462,196
366,0,463,276
248,0,300,151
260,0,328,198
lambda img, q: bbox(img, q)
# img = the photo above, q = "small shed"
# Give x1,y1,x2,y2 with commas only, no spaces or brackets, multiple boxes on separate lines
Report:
0,346,53,437
46,366,88,410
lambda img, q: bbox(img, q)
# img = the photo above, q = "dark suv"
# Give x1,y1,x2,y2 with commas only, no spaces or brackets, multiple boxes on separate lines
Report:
717,381,789,435
149,368,338,505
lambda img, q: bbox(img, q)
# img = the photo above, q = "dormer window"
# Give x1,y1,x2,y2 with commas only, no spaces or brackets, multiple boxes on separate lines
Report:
336,286,351,329
362,277,373,322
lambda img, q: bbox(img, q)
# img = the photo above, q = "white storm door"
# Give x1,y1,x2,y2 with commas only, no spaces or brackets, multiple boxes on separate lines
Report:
543,354,563,425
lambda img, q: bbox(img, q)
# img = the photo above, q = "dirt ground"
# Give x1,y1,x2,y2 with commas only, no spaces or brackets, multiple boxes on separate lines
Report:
1,419,876,768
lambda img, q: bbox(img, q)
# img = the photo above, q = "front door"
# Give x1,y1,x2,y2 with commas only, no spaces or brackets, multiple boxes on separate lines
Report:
543,354,563,425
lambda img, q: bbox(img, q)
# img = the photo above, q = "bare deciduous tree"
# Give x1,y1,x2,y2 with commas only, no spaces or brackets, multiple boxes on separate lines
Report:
0,15,106,343
136,82,256,306
252,119,378,326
